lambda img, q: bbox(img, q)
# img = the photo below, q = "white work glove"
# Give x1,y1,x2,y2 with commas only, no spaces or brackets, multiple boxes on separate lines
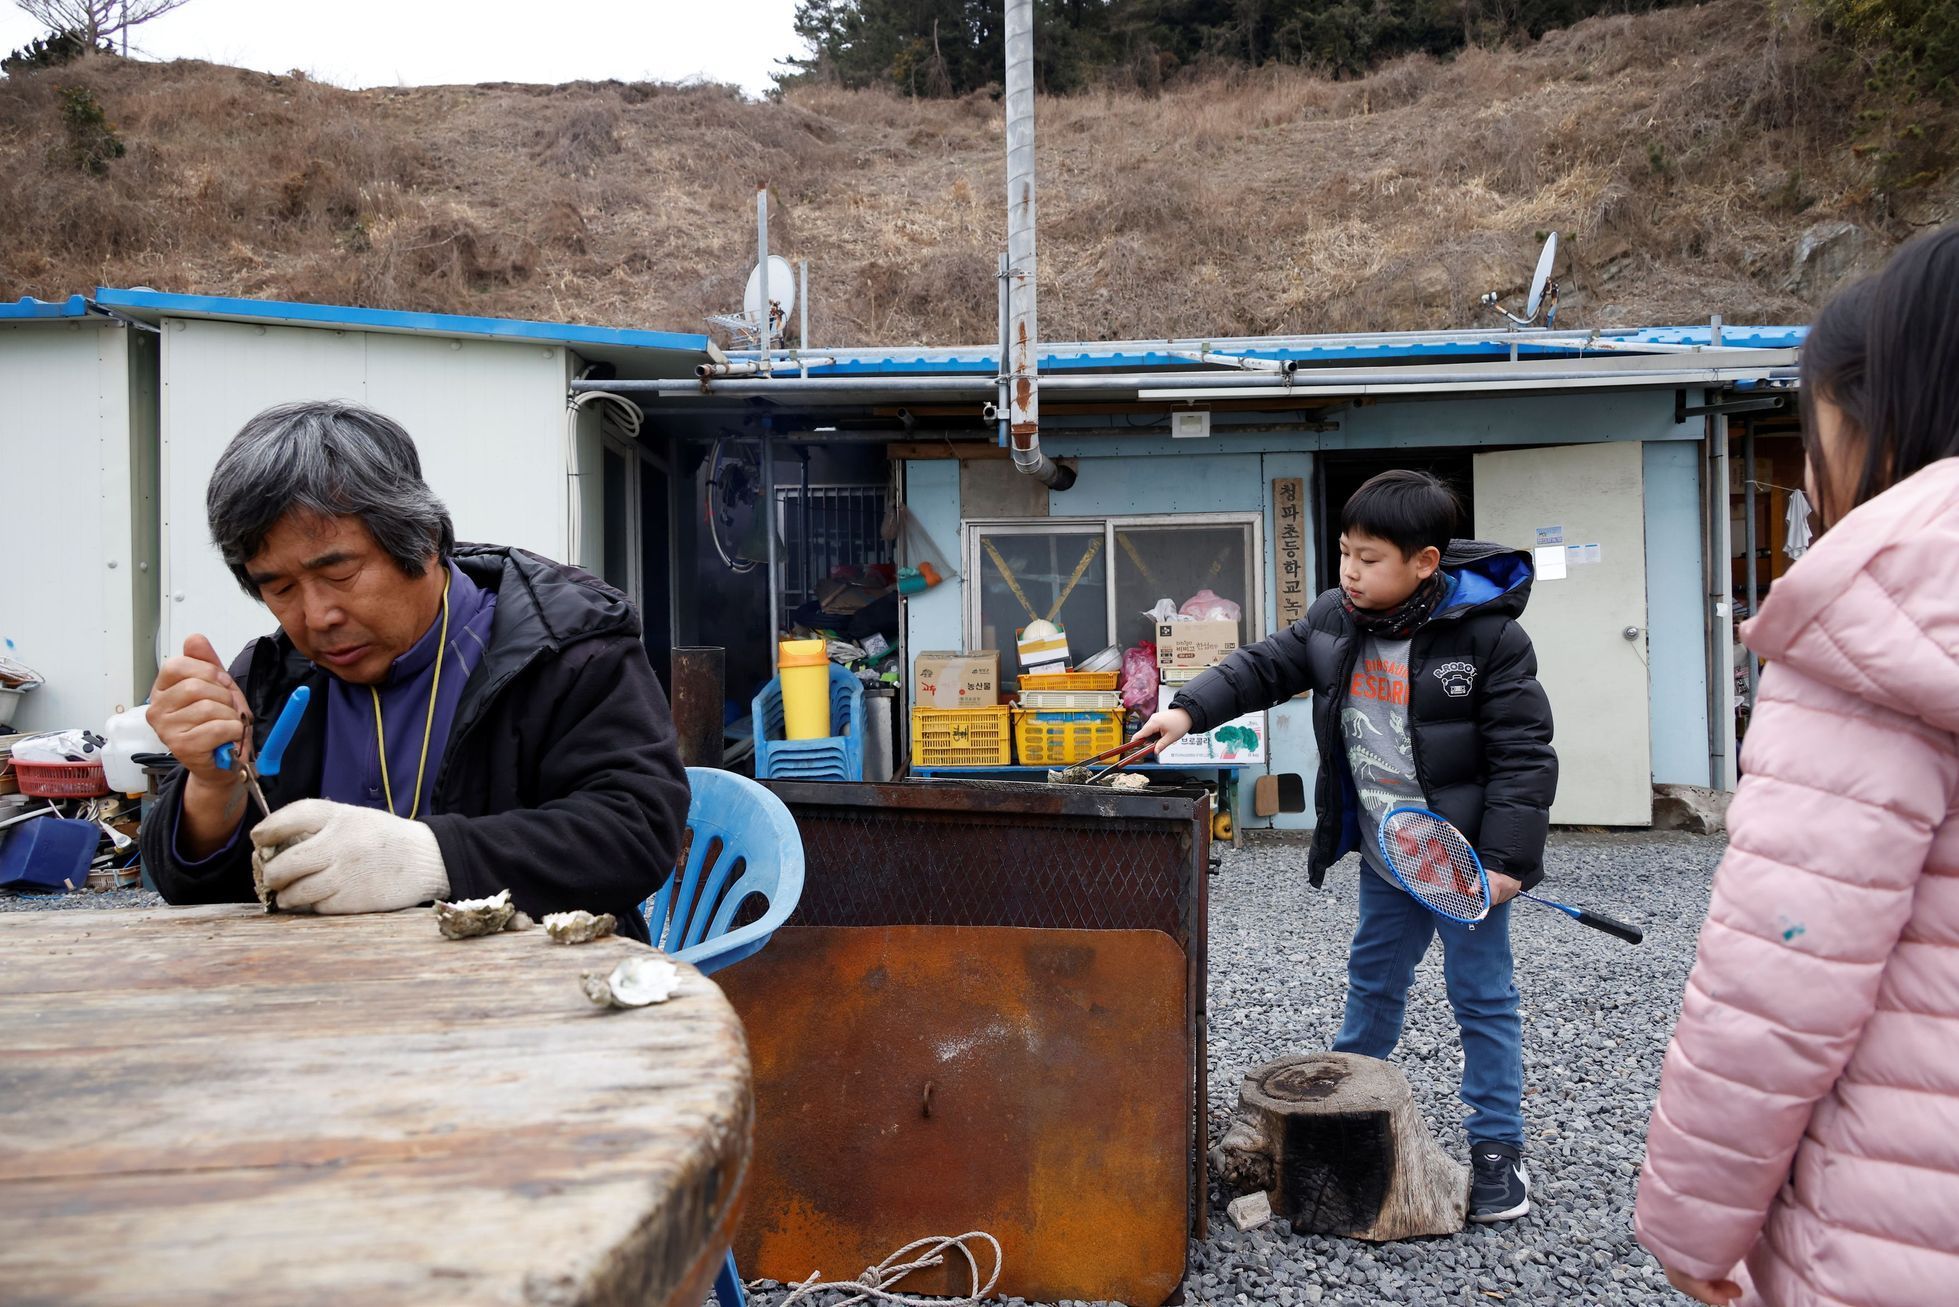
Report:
251,799,450,915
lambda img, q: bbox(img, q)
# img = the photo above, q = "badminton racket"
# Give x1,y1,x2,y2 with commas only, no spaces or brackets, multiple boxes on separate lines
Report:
1377,806,1643,944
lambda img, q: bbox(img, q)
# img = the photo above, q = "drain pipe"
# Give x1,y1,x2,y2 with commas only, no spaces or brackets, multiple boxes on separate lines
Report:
1004,0,1074,490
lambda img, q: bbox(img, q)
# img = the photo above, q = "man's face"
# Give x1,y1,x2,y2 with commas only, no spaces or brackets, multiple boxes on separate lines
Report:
245,510,441,686
1338,529,1438,611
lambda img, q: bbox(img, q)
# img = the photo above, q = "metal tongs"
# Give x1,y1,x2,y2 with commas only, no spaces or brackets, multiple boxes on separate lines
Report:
215,687,313,820
1050,736,1159,786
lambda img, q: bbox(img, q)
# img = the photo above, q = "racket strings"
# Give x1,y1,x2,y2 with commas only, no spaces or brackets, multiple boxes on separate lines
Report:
1381,811,1489,921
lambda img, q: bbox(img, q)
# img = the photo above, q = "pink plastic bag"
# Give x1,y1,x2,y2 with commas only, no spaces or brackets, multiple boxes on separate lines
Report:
1121,643,1160,712
1179,589,1242,622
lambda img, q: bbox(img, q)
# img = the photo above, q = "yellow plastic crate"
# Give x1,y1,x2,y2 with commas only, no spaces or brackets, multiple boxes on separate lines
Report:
911,706,1012,767
1016,670,1119,693
1013,709,1124,766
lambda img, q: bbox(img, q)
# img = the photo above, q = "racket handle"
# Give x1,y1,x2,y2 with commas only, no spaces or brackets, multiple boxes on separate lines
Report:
1575,910,1643,945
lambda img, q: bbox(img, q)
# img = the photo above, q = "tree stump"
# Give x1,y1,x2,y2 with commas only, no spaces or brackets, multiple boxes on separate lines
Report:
1210,1052,1467,1241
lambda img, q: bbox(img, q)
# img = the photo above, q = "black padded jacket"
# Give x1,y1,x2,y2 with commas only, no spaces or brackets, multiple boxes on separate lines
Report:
141,544,691,942
1172,540,1558,889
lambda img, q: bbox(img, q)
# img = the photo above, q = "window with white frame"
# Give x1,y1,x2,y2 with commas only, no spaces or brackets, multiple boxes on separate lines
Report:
964,515,1262,688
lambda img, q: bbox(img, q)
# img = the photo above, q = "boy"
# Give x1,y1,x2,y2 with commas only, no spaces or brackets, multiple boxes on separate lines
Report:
1135,469,1557,1223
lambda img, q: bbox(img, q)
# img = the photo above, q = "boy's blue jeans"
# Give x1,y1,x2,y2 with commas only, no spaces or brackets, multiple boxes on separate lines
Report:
1332,869,1525,1148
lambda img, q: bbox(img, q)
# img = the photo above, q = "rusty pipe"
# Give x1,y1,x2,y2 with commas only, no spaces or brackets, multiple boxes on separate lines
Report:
670,647,726,769
698,358,836,379
1004,0,1073,491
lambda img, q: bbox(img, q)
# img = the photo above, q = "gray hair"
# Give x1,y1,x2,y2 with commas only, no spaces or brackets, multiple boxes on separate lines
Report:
208,401,456,597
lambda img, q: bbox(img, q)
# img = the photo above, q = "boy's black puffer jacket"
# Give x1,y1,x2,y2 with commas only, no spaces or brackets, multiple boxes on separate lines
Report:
1172,540,1558,889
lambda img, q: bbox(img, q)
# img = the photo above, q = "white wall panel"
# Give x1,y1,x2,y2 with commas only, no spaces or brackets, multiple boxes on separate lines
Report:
0,322,141,732
158,319,569,667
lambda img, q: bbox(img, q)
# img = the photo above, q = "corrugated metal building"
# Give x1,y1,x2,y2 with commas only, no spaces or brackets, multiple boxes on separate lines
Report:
0,290,707,734
596,325,1803,828
2,289,1800,831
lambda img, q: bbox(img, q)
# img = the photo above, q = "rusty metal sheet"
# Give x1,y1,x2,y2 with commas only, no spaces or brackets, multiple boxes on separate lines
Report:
718,925,1190,1307
762,779,1212,1246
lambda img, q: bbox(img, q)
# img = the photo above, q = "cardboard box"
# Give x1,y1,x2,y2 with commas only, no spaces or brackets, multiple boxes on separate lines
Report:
1156,620,1239,671
913,651,1000,709
1016,624,1070,669
1158,686,1267,764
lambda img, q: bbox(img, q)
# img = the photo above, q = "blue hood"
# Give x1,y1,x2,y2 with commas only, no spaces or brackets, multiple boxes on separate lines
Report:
1436,539,1534,621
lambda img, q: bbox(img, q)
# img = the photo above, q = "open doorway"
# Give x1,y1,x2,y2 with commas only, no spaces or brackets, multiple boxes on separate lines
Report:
1316,451,1475,591
598,436,677,695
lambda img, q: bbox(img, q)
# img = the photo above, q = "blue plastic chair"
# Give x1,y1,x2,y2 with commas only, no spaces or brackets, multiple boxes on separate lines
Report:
644,767,807,1306
752,664,865,782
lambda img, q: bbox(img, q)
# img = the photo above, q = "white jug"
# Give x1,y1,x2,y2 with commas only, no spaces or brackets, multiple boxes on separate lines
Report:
103,705,165,795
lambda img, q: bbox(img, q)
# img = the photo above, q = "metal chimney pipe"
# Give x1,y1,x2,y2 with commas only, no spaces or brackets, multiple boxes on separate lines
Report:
756,184,772,375
1003,0,1074,490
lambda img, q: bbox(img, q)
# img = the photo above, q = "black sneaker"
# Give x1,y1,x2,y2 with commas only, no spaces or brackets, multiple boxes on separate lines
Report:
1468,1140,1530,1223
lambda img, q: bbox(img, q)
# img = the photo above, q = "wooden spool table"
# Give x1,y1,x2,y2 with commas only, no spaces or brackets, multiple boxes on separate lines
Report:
0,905,751,1307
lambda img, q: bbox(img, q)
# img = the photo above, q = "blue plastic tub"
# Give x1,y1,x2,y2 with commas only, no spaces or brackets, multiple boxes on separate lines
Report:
0,817,100,892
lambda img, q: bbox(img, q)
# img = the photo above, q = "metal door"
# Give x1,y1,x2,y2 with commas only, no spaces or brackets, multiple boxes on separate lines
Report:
1473,441,1653,825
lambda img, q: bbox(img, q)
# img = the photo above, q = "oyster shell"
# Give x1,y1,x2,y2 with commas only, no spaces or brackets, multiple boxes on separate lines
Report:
580,954,680,1009
435,889,517,939
543,910,617,945
250,835,306,913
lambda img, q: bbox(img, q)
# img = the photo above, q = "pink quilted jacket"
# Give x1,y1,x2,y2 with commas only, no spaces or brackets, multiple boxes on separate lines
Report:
1636,458,1959,1306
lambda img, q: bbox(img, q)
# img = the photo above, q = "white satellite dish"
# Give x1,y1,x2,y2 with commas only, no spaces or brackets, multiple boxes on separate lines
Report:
1478,231,1563,328
743,256,796,324
1525,232,1559,320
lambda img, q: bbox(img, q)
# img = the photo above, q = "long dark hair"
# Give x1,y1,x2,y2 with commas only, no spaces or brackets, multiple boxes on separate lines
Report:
1799,279,1874,523
1804,226,1959,523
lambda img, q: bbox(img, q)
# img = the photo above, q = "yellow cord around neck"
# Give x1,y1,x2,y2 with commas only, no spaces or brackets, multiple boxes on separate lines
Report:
371,571,451,821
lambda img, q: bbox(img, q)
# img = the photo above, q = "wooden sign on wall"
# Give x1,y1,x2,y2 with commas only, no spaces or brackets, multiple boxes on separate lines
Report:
1274,477,1308,627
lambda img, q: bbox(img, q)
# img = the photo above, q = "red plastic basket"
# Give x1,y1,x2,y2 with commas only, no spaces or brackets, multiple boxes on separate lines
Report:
12,759,111,799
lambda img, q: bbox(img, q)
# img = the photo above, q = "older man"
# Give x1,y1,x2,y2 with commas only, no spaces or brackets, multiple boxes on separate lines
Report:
140,401,689,942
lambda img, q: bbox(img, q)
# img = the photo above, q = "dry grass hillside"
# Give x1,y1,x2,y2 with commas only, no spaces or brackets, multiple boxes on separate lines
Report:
2,0,1952,345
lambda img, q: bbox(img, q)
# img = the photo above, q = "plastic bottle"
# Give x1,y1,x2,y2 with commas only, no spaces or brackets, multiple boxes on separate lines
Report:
103,705,165,795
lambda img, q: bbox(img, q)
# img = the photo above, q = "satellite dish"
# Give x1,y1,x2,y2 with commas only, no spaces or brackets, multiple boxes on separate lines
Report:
742,256,796,325
1525,233,1559,320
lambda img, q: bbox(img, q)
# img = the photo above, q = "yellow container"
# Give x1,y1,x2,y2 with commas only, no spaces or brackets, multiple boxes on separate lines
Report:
1017,670,1119,692
911,706,1012,767
1013,709,1124,766
778,640,832,740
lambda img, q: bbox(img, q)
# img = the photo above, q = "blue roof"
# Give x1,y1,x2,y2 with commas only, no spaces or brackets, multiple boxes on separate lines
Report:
790,324,1807,377
0,295,90,320
18,287,1803,377
91,288,711,355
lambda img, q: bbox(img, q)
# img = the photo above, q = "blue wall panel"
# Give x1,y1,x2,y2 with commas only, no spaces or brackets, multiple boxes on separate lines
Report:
1642,441,1710,786
901,459,965,708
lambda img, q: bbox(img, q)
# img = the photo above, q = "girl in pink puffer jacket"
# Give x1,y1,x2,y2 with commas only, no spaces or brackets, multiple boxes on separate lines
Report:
1636,226,1959,1307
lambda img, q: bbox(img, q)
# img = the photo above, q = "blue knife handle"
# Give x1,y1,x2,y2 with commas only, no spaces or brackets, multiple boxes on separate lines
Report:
257,686,311,777
213,686,311,774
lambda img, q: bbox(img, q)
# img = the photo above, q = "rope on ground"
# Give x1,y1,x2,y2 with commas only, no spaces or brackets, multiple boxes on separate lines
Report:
777,1232,1002,1307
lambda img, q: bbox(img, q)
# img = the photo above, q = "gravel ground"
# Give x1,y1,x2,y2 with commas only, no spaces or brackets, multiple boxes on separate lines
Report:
745,828,1725,1307
6,831,1724,1306
0,885,162,911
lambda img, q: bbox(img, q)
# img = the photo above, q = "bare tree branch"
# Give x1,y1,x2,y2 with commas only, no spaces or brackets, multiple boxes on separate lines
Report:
13,0,193,48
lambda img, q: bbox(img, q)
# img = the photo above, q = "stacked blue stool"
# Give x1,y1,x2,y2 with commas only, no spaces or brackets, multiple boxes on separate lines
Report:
751,663,865,782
